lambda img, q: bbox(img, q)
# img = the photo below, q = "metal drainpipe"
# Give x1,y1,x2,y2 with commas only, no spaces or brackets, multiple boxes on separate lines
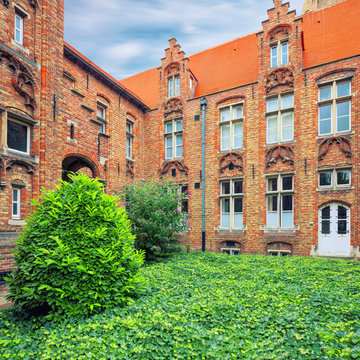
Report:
200,97,207,252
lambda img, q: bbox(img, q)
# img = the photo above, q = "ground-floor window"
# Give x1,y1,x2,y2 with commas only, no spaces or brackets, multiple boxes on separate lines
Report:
12,187,21,219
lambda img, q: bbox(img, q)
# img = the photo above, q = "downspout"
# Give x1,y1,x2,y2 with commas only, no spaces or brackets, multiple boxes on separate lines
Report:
200,97,207,252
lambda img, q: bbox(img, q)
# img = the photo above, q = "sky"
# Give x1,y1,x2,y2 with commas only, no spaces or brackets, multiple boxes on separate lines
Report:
64,0,305,80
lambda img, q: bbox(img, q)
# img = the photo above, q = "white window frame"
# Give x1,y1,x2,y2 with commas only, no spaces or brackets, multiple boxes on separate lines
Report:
97,102,108,134
168,75,180,97
318,168,351,189
164,118,183,159
219,103,243,151
7,118,30,155
270,41,289,68
318,80,352,136
266,174,294,230
14,13,24,45
219,178,244,230
12,187,21,219
266,93,294,144
221,248,241,255
126,120,134,159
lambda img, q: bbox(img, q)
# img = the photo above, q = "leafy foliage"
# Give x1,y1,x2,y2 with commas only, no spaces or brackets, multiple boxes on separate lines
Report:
119,180,189,260
6,174,144,320
1,253,360,359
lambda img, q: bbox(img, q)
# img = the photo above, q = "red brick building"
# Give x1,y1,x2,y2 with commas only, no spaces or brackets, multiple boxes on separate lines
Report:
1,0,359,281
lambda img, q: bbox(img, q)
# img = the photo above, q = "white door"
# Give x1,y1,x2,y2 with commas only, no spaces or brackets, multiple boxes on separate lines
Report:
318,203,350,257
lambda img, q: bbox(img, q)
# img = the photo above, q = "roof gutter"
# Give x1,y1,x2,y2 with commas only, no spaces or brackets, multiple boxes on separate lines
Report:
64,45,150,112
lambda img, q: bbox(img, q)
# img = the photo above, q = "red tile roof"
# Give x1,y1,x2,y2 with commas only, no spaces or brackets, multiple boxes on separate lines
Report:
302,0,360,68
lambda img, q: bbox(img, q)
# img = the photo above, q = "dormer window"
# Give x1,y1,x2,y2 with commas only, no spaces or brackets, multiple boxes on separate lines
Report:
271,41,288,68
168,75,180,97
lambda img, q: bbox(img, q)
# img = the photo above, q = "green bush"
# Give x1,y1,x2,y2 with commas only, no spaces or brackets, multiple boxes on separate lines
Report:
119,179,189,261
6,173,144,321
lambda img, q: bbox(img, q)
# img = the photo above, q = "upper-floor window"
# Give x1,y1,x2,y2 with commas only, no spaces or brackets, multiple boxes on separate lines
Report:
97,102,107,134
165,118,182,159
319,168,351,189
126,120,133,159
220,178,243,229
266,174,293,229
14,13,24,44
168,75,180,97
266,93,293,144
318,80,351,136
220,104,243,151
8,118,30,155
12,187,21,219
271,41,288,68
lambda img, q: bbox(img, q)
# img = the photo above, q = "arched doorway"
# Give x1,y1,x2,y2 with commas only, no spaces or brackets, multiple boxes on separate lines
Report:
318,203,350,257
62,155,98,182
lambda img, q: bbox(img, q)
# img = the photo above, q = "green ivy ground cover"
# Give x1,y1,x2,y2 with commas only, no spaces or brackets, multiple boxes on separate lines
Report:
1,252,360,359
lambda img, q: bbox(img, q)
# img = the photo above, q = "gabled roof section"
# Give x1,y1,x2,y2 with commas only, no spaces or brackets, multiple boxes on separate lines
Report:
64,42,150,111
302,0,360,68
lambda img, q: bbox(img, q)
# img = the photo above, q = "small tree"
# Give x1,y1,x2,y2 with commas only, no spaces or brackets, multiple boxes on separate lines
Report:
6,174,144,320
119,180,189,261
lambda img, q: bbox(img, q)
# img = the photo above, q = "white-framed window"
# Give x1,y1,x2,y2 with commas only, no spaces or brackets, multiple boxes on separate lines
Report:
12,187,21,219
126,120,133,159
219,178,243,229
168,75,180,97
164,118,183,159
266,174,294,229
270,41,288,68
220,103,243,151
221,248,241,255
7,118,30,155
266,93,293,144
97,102,107,134
318,80,351,136
14,13,24,45
318,168,351,188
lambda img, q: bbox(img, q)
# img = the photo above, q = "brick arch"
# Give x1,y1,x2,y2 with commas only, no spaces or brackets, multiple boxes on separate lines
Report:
62,153,100,182
126,112,136,121
319,200,352,210
216,95,245,107
97,93,111,104
266,24,292,42
315,68,356,83
164,62,180,76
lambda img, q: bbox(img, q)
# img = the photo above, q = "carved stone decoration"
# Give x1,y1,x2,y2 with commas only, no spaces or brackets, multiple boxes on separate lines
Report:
126,159,134,179
2,0,10,8
29,0,39,8
164,98,182,119
266,67,294,93
165,62,180,76
6,159,36,174
267,24,291,42
0,49,37,110
318,136,352,162
219,152,243,174
265,145,294,168
158,160,189,178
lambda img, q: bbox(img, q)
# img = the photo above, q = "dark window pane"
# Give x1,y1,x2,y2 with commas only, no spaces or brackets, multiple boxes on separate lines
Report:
268,178,277,192
282,195,293,211
282,176,293,190
321,220,330,234
338,206,347,219
322,206,330,219
8,120,28,153
338,220,347,235
221,182,230,195
226,241,235,248
223,198,230,213
268,195,278,211
234,180,243,194
234,198,243,213
319,172,332,186
182,200,188,213
337,170,350,185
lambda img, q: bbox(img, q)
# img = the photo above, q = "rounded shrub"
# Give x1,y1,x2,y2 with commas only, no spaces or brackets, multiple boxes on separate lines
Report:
119,179,190,261
6,173,144,320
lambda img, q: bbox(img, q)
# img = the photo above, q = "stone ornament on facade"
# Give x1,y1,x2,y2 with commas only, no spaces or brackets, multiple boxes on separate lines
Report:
265,145,294,168
267,24,291,42
158,160,189,178
164,98,182,119
0,50,37,110
219,152,243,174
266,67,294,93
126,159,134,179
318,136,352,162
